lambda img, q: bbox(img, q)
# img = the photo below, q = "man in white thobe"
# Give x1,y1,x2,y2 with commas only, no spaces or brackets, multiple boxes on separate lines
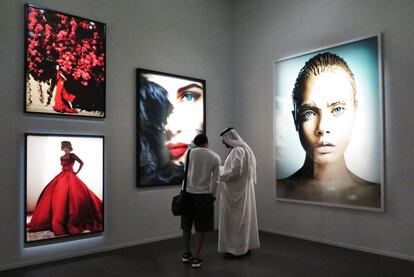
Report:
218,127,260,256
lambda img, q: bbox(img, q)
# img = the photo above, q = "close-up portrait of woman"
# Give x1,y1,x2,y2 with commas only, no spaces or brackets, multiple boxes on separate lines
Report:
138,69,205,187
274,36,383,210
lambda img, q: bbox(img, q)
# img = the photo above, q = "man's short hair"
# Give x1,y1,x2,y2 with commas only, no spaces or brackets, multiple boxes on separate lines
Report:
194,134,208,146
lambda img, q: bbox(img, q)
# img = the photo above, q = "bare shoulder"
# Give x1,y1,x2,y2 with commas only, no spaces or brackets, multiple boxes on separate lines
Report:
349,173,381,198
276,169,309,197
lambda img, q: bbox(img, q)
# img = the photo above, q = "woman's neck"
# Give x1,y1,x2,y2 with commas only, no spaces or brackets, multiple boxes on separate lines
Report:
302,156,353,183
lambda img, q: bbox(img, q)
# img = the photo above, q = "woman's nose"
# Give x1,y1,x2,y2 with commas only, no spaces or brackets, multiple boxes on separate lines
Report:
166,129,181,139
165,113,182,138
315,114,330,136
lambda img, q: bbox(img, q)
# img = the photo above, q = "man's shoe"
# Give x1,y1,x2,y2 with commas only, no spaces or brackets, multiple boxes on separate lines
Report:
191,257,203,268
182,251,192,263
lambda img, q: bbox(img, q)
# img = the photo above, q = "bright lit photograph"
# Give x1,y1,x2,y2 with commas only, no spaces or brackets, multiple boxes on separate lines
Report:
274,35,383,210
25,134,104,242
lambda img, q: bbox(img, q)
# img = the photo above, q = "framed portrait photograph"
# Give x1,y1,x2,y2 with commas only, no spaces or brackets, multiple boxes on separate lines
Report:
137,68,206,187
274,34,384,211
24,4,106,117
25,134,104,243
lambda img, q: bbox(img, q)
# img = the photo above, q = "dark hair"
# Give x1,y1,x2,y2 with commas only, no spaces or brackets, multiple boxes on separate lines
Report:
292,52,356,128
194,134,208,146
61,141,73,151
139,76,183,185
140,76,172,129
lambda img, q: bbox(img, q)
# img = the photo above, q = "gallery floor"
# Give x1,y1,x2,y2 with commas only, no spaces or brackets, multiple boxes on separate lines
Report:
2,231,414,276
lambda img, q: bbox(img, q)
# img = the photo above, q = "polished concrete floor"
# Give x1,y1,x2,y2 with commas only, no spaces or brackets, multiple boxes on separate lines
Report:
2,231,414,277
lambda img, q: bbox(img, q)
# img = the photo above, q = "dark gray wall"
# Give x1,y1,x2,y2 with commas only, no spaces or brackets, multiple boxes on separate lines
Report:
233,0,414,260
0,0,234,269
2,0,414,270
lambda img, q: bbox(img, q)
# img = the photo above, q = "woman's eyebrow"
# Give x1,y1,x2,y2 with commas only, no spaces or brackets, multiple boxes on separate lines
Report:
299,102,318,111
177,83,202,99
327,100,346,107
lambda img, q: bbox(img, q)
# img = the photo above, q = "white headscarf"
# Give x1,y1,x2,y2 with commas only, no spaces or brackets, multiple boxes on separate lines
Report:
221,128,257,183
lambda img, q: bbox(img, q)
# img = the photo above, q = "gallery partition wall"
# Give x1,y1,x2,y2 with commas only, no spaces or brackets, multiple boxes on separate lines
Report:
0,0,234,270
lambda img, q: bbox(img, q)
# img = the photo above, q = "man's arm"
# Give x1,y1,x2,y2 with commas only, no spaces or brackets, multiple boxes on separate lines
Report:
220,147,245,182
210,157,221,197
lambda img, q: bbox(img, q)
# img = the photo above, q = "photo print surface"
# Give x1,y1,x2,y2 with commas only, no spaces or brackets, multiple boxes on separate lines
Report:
25,134,104,242
25,4,106,117
274,35,383,210
137,69,206,187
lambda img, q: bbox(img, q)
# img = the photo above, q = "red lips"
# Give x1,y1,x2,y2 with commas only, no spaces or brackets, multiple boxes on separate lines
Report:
167,143,189,159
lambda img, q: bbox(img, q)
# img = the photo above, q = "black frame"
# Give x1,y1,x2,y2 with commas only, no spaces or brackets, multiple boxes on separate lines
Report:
24,133,105,243
24,4,106,118
137,68,207,187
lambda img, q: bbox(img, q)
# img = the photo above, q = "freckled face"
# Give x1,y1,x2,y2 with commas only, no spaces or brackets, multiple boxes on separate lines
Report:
297,69,356,165
145,74,204,164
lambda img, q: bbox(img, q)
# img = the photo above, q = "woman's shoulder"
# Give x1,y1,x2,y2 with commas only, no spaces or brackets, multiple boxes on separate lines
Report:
349,174,381,200
277,169,309,190
66,153,78,161
350,172,380,189
278,169,306,183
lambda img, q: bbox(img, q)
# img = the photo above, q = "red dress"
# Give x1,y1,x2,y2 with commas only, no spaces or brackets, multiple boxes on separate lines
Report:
27,154,103,236
53,72,78,113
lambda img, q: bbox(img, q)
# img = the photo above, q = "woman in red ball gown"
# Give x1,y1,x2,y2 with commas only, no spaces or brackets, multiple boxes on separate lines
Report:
53,65,78,114
27,141,103,237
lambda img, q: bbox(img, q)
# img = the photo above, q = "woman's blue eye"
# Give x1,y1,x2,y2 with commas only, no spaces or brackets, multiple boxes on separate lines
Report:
183,94,194,101
332,106,345,114
301,110,316,120
180,92,200,102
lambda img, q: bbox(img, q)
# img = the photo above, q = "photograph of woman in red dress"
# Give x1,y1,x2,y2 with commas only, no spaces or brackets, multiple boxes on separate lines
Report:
24,4,105,117
26,135,104,242
53,66,78,114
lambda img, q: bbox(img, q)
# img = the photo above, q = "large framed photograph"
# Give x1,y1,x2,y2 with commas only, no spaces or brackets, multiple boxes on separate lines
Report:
25,134,104,243
274,34,383,211
137,68,206,187
24,4,106,117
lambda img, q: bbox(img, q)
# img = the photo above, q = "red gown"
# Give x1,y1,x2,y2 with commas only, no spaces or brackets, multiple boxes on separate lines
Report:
53,72,78,113
27,154,103,236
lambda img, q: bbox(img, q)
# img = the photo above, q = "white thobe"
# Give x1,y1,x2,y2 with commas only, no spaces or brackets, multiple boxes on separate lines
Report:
218,146,260,255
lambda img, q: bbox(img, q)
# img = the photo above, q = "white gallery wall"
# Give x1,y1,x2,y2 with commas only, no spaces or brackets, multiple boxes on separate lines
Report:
233,0,414,260
0,0,234,270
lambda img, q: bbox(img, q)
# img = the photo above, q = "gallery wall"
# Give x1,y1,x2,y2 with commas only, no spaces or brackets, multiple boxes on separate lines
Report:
233,0,414,260
2,0,414,270
0,0,234,269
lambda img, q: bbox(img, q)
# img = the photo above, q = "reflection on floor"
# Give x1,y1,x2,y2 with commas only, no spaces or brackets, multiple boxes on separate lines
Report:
2,231,414,277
